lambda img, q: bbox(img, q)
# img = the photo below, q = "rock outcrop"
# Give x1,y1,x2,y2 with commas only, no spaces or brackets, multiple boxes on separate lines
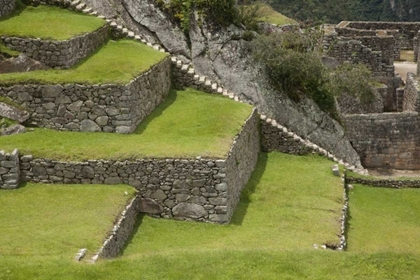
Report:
0,53,50,73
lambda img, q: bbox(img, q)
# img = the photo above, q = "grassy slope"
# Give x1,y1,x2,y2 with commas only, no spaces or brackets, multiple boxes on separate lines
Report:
0,40,168,85
6,153,401,280
0,89,253,160
254,3,297,25
347,184,420,254
0,4,105,40
0,183,136,258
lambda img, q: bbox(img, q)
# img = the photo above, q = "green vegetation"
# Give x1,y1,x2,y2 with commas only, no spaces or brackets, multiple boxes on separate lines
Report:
250,31,376,117
0,40,168,86
123,153,344,256
348,184,420,254
2,153,420,279
0,4,105,40
156,0,238,33
0,183,136,258
250,2,296,25
0,89,253,160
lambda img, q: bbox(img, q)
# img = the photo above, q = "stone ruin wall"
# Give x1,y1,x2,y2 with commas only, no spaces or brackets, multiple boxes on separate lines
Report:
0,0,15,18
323,34,394,78
0,24,109,69
0,149,20,189
7,108,260,224
0,57,171,133
345,22,420,50
344,112,420,170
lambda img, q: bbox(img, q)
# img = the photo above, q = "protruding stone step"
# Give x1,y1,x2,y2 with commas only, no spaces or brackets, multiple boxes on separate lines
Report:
127,31,135,39
82,7,93,14
76,3,86,11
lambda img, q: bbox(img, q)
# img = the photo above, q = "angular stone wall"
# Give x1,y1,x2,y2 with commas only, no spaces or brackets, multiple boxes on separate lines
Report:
224,108,260,223
0,0,15,18
261,120,313,155
356,36,396,64
344,112,420,170
403,73,420,111
95,196,141,259
0,24,109,69
0,57,171,133
323,34,394,78
18,108,259,223
0,149,20,189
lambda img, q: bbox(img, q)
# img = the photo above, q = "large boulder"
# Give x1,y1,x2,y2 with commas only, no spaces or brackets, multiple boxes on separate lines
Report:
0,102,30,123
172,203,208,219
1,124,26,136
0,53,50,73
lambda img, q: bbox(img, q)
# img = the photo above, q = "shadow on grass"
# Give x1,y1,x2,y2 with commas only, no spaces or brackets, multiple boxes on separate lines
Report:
230,152,268,226
134,90,177,135
120,213,145,256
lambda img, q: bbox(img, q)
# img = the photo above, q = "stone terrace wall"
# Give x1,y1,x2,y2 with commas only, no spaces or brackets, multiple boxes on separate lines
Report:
18,108,259,224
344,112,420,170
96,196,141,259
403,73,420,111
0,0,15,18
261,120,313,155
0,24,109,69
0,57,171,133
346,176,420,188
224,108,260,222
0,149,20,189
344,21,420,50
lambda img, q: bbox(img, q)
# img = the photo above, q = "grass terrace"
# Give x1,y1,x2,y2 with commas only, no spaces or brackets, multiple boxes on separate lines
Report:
0,40,168,85
254,3,297,26
347,184,420,254
0,89,253,160
0,4,105,40
0,183,136,259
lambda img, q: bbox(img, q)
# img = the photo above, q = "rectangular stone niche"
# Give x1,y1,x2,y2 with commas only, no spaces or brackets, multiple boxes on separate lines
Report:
20,108,260,223
0,149,20,189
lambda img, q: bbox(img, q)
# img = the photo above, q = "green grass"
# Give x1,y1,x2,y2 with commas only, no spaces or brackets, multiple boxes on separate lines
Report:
2,153,420,279
0,4,105,40
0,40,168,85
122,153,343,258
0,89,253,160
253,3,297,25
0,183,136,258
347,184,420,254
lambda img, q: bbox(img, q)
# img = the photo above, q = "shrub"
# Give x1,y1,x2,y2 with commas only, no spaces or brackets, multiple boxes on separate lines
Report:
155,0,238,33
250,30,375,117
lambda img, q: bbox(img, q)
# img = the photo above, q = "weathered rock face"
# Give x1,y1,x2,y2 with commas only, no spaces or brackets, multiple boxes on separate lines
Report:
0,54,50,74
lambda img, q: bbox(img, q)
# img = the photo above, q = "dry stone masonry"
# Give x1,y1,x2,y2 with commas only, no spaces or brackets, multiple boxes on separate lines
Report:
0,24,109,69
0,149,20,189
0,57,171,133
94,196,142,260
17,108,259,224
0,0,15,18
